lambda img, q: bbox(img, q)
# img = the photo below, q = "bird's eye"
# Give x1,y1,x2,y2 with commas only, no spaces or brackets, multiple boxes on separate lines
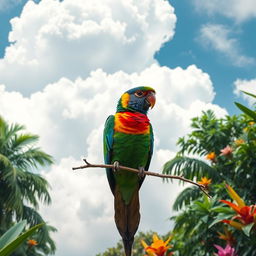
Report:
135,90,144,97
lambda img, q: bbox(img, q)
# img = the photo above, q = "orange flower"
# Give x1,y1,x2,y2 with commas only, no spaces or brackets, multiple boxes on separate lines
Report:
217,227,236,245
141,234,173,256
198,177,212,188
206,152,216,162
220,145,233,156
220,184,256,230
27,239,38,248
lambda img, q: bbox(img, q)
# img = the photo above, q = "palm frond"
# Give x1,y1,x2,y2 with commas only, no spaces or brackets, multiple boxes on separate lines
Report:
13,148,54,170
172,186,201,211
10,134,39,153
163,156,217,181
1,179,24,216
0,153,13,169
0,117,24,151
19,171,51,206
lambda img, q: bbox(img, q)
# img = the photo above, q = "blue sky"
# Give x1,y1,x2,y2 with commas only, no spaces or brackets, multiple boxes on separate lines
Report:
157,0,256,114
0,1,255,255
1,0,255,114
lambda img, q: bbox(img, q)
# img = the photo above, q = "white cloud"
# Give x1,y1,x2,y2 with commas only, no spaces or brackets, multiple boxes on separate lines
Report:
0,64,225,159
0,0,176,95
234,78,256,106
0,64,227,255
199,23,254,67
193,0,256,22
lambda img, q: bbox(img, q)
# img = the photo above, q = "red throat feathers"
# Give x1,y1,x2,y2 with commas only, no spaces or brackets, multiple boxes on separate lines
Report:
114,112,150,135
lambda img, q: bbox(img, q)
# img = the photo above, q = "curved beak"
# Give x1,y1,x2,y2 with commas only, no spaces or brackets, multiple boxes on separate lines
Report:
146,92,156,109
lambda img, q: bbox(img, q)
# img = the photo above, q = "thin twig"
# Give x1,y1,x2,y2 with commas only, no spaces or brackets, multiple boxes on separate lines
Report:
72,159,211,198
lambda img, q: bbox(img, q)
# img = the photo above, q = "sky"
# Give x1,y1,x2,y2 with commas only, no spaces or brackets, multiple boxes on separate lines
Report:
0,0,255,255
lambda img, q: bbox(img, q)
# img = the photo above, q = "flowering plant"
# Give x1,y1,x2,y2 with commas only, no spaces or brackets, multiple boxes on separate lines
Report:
141,234,173,256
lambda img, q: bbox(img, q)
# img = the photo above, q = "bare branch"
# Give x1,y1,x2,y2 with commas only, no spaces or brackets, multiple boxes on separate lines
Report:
73,159,211,198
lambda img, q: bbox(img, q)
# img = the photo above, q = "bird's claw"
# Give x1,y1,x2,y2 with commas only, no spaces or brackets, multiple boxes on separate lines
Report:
113,161,120,172
138,167,145,179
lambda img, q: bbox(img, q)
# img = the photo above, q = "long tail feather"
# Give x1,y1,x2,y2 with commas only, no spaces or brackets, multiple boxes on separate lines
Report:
114,187,140,256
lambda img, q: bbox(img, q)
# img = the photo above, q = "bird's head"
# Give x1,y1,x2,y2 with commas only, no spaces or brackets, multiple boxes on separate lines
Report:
116,86,156,114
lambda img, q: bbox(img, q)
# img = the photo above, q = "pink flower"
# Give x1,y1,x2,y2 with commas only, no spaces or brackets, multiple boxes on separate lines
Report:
214,244,238,256
220,146,233,157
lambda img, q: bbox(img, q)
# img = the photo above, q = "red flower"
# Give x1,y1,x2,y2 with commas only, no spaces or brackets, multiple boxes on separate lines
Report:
220,184,256,229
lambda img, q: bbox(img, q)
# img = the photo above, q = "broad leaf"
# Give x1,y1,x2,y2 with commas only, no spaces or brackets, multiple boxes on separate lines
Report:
235,102,256,120
242,223,255,237
209,213,234,228
0,223,44,256
241,90,256,99
0,221,27,249
211,206,234,214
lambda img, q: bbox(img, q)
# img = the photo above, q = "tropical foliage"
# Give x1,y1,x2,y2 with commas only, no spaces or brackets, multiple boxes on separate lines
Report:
163,110,256,255
0,116,56,255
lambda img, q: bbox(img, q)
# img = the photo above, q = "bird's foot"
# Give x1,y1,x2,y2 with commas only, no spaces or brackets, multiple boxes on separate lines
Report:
138,167,145,179
113,161,120,172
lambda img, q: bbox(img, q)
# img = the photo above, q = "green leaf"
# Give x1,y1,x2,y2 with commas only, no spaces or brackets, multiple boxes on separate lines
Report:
0,220,27,249
194,201,209,212
211,206,234,214
208,213,233,228
0,223,44,256
200,216,208,224
235,102,256,120
203,195,211,208
241,90,256,99
242,223,255,237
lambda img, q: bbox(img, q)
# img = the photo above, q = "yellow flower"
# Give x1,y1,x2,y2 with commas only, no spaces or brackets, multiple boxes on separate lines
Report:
198,177,212,188
234,139,245,146
205,152,216,162
27,239,38,248
225,184,245,207
141,234,173,256
243,127,248,133
249,121,255,126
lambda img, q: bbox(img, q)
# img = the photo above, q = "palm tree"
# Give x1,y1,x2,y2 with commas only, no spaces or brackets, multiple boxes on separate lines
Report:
0,116,56,255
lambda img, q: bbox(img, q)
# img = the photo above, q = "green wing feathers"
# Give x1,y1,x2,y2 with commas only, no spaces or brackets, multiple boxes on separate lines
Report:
103,115,115,194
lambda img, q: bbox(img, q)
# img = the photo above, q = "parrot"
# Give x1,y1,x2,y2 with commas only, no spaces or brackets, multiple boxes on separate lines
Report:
103,86,156,256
